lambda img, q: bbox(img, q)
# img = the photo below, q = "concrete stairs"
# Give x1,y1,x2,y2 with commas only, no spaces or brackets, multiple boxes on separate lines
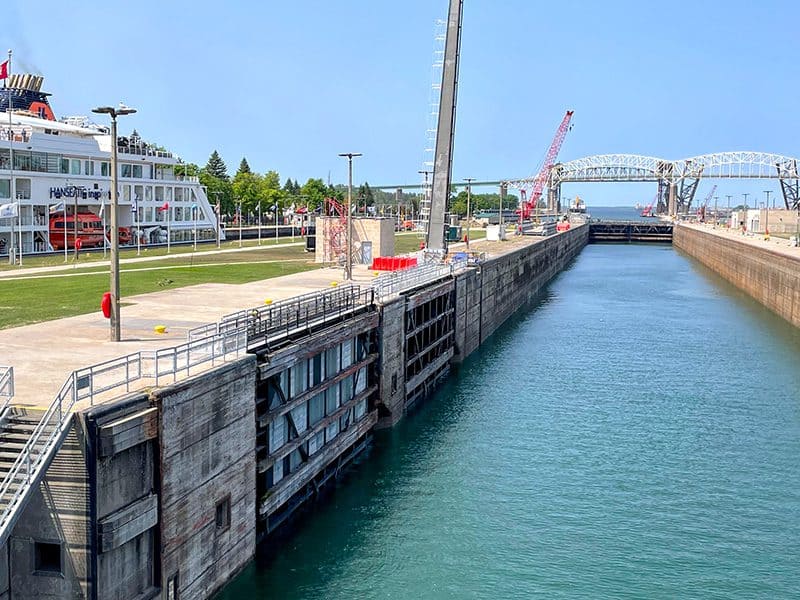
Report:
0,408,55,539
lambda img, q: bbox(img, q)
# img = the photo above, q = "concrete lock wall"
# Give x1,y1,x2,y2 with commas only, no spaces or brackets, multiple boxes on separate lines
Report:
2,421,90,600
154,357,257,600
453,225,590,363
674,224,800,328
87,393,159,600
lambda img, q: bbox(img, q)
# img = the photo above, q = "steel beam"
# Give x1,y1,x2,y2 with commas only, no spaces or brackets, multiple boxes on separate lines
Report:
776,159,800,210
427,0,463,252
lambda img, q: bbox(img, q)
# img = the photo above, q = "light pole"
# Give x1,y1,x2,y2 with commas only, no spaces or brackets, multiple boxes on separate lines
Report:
464,178,475,247
743,192,749,232
92,103,137,342
338,152,362,280
763,190,771,235
212,190,222,248
237,199,243,248
713,196,718,226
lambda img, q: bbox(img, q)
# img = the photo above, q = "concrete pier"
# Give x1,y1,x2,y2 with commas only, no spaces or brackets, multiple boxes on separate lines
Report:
0,226,588,600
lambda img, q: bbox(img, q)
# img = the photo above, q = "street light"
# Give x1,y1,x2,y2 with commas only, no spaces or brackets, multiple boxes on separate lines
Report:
464,178,475,247
338,152,362,280
743,192,750,232
92,103,137,342
212,190,222,248
764,190,772,236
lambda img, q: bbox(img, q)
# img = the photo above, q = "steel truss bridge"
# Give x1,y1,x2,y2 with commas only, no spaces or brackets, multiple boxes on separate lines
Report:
508,151,800,214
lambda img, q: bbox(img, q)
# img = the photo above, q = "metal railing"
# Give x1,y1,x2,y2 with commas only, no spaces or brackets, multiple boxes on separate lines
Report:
0,366,13,417
372,258,468,299
190,285,375,350
0,326,247,547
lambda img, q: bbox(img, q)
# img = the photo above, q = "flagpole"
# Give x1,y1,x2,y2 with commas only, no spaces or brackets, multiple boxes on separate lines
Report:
102,199,107,258
135,199,140,256
167,204,171,253
258,202,261,246
6,49,15,265
17,207,21,265
63,202,67,262
275,204,279,244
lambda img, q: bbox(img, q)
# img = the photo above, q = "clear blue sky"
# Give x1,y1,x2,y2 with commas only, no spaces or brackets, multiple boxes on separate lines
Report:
7,0,799,206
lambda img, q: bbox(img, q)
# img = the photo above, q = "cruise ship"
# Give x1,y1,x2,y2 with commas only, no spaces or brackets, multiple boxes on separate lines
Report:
0,73,220,257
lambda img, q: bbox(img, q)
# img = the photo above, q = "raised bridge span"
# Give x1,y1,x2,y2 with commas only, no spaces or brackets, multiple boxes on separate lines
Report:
377,151,800,215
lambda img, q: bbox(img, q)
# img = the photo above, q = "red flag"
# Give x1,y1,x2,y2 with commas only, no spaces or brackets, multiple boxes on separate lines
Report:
0,61,7,80
158,202,169,211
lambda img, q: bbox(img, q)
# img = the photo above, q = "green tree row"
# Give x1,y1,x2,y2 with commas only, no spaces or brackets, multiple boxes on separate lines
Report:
175,151,348,218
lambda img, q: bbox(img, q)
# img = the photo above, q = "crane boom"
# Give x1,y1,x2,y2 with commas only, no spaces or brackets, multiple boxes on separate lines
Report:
521,110,574,220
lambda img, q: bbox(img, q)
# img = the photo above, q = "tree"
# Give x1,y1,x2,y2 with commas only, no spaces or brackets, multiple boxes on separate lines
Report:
232,170,263,214
238,157,251,175
174,162,200,178
199,171,234,216
357,182,375,207
300,178,329,212
261,170,284,216
204,150,229,181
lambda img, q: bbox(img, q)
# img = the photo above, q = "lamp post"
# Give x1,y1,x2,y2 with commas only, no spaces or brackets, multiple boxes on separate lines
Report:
212,190,222,249
464,178,475,247
237,199,243,248
743,192,749,232
763,190,771,236
338,152,362,280
92,103,137,342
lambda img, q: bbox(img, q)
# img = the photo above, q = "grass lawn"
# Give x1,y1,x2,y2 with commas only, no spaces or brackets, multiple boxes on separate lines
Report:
0,251,318,329
0,237,295,272
0,231,489,329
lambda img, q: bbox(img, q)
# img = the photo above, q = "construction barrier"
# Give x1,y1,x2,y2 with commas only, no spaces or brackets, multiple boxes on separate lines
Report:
370,256,419,271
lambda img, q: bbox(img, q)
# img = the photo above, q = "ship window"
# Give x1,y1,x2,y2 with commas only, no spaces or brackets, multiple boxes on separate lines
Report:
132,164,143,178
121,164,132,178
0,179,8,200
100,162,109,177
59,158,69,174
31,152,47,172
84,160,94,176
70,159,80,175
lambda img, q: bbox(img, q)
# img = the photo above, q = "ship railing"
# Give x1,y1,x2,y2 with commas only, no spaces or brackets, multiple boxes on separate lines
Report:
116,145,173,159
188,284,375,351
372,257,468,300
0,327,247,547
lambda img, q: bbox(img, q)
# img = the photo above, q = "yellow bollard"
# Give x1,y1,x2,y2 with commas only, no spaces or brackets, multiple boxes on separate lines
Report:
331,281,338,287
373,271,380,277
264,299,273,305
154,325,167,334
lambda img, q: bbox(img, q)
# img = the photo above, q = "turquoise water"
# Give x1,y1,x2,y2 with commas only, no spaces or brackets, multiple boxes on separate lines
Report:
218,244,800,599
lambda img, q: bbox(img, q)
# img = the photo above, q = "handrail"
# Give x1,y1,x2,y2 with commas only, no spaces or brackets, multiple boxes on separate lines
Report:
0,366,13,417
0,326,247,545
372,258,468,299
188,284,375,348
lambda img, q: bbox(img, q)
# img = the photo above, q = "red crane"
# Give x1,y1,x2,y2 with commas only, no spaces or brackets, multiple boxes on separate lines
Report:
520,110,574,220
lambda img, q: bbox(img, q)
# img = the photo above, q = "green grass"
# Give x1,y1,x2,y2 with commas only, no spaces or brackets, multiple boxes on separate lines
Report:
0,231,491,329
0,252,318,329
0,237,295,271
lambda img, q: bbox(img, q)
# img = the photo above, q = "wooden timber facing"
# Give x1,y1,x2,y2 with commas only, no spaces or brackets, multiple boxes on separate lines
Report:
98,407,158,458
97,493,158,553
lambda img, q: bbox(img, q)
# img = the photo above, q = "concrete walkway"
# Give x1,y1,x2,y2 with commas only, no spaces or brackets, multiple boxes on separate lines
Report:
679,222,800,260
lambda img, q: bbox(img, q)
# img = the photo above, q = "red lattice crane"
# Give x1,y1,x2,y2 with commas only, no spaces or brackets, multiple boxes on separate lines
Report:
520,110,574,220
